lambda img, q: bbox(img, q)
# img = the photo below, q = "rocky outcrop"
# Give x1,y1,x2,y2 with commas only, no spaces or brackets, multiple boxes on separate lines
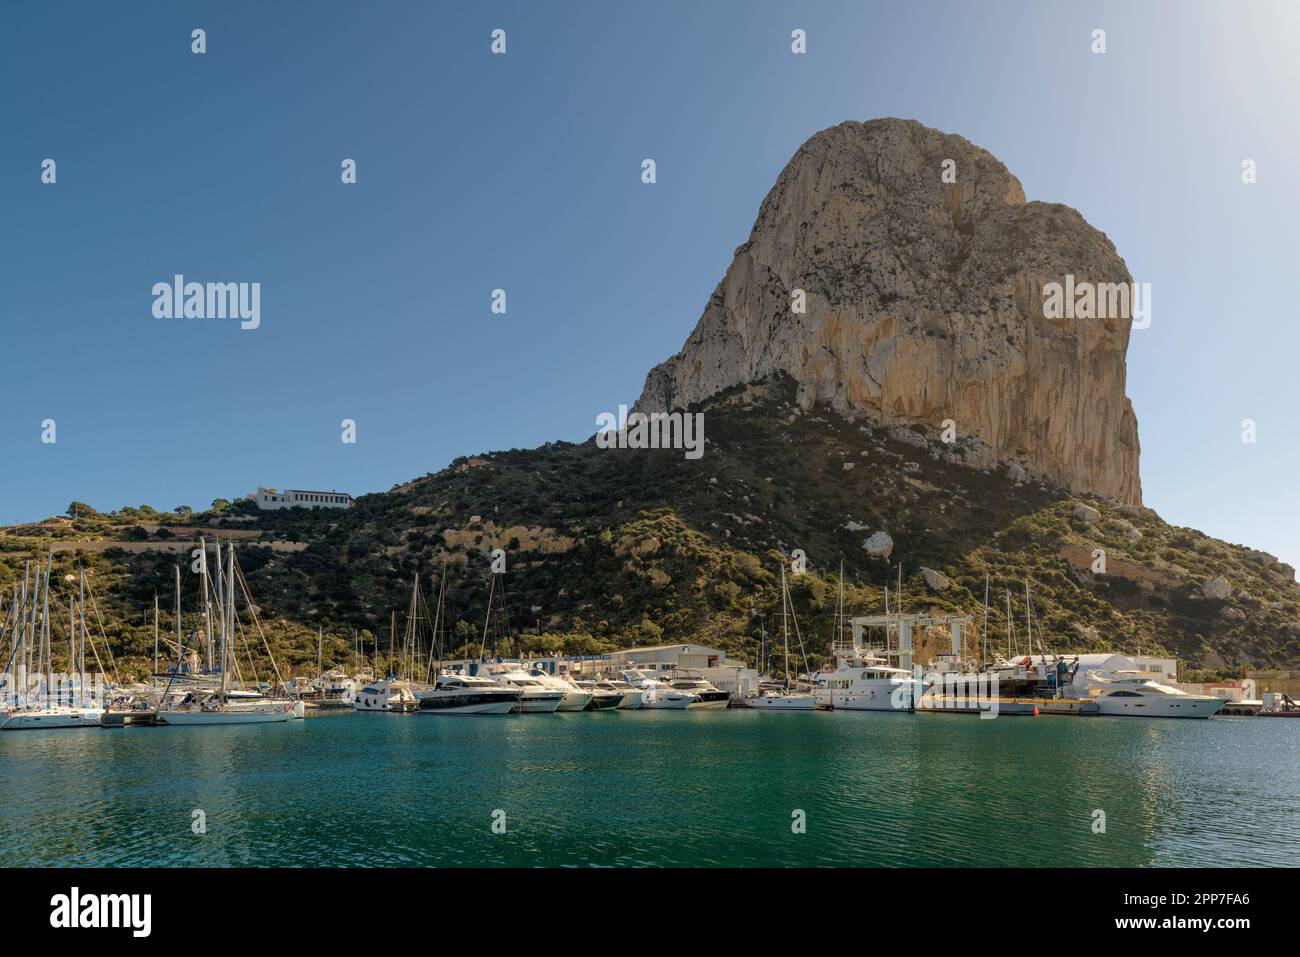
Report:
636,118,1142,504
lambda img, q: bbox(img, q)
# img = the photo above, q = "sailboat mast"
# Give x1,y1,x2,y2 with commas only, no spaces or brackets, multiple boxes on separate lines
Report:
780,565,790,684
1005,589,1014,658
174,564,181,672
221,545,234,695
837,560,845,649
68,595,75,707
200,537,212,672
479,572,497,661
153,593,160,675
1024,578,1032,653
79,571,87,704
42,558,51,703
980,573,990,666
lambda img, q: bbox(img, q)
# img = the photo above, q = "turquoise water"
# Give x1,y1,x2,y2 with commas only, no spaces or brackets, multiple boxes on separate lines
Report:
2,710,1297,867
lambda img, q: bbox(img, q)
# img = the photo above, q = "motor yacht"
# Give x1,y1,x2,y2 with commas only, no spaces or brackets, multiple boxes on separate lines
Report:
415,672,520,715
483,667,564,713
622,670,695,709
525,668,594,711
605,678,644,709
807,650,924,712
1077,672,1224,718
666,671,731,709
353,679,417,713
574,679,624,710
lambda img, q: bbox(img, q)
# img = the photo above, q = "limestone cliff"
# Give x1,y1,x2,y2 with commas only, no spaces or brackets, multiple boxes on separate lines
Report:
636,118,1142,505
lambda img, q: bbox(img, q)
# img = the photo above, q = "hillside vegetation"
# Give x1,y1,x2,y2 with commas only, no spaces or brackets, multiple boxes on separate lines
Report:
3,379,1297,681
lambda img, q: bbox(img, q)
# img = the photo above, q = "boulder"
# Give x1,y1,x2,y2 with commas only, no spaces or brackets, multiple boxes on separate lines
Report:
921,567,950,592
1071,503,1101,525
862,531,894,559
1202,576,1232,601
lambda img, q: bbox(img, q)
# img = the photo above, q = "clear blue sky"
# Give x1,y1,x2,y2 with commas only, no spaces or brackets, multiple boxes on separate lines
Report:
2,0,1297,571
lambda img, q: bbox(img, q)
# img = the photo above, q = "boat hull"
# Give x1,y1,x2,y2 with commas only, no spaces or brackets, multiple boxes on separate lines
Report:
417,694,518,716
584,694,624,711
816,680,921,712
1094,696,1224,718
615,690,643,710
640,691,694,709
516,693,563,713
1,708,104,730
686,692,730,710
748,695,816,711
159,707,294,725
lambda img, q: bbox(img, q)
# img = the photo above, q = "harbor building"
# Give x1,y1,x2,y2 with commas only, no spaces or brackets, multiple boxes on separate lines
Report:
254,487,354,510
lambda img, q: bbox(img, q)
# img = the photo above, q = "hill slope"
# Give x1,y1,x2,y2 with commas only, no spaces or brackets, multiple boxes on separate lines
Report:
4,377,1296,679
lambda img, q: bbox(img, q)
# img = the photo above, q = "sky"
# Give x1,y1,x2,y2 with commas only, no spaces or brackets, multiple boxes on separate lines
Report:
2,0,1297,570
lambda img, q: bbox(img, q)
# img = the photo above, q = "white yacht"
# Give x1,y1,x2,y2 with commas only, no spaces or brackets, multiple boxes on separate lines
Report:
666,671,730,709
574,679,624,710
415,672,520,715
1078,672,1224,719
353,679,417,712
483,667,564,713
623,671,695,709
526,668,594,712
605,678,644,710
315,669,359,705
807,650,924,712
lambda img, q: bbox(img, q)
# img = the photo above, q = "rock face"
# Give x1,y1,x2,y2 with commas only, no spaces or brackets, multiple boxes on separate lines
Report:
636,118,1142,504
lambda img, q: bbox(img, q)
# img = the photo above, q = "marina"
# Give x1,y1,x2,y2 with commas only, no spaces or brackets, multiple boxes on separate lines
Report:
2,706,1296,868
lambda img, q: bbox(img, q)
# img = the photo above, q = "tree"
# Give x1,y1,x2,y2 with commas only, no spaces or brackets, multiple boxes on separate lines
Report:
210,498,231,512
66,501,98,519
174,505,193,516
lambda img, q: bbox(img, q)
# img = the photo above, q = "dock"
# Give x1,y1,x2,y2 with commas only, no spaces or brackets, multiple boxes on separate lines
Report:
918,696,1100,717
99,711,164,727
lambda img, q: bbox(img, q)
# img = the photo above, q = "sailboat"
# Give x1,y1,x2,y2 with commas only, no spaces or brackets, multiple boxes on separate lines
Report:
156,540,302,725
1,559,105,730
354,573,431,712
748,565,815,710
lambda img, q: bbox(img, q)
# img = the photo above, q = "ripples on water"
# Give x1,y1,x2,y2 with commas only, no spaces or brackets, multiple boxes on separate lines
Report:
1,710,1295,867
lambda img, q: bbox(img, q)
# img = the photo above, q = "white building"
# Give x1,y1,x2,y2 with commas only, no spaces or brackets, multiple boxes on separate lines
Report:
254,487,354,510
1131,656,1178,682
